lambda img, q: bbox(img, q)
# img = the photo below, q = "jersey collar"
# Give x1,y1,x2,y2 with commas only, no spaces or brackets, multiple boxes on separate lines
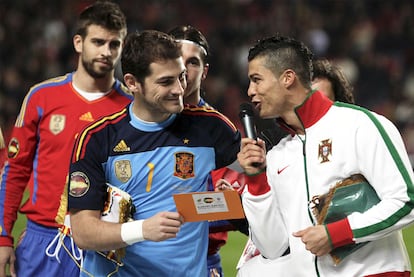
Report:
277,90,333,136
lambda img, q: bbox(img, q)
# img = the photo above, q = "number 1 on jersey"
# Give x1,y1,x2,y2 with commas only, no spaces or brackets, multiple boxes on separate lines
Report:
146,163,154,192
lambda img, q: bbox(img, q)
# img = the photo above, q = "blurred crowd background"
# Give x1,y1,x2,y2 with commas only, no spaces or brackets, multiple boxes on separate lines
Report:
1,0,413,165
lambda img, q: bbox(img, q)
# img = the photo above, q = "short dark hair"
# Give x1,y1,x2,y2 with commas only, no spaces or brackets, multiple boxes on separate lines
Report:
76,1,127,38
168,25,210,64
313,58,355,104
248,34,314,89
121,30,182,83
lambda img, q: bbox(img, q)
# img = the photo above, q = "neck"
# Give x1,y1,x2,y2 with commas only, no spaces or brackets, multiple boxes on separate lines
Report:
72,68,115,92
278,108,305,135
184,92,201,106
131,101,172,123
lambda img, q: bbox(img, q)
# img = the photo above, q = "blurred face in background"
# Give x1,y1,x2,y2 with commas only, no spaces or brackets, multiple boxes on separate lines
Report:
312,77,334,101
180,41,209,104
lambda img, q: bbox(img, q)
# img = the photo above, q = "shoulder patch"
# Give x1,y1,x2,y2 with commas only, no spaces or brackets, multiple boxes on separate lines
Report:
69,171,90,197
7,138,19,159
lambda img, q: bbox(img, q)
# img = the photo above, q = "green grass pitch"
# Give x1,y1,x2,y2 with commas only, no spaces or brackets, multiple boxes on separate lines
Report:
221,225,414,276
12,213,414,277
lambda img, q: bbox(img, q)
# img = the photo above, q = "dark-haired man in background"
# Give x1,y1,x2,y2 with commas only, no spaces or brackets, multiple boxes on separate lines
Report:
0,2,131,276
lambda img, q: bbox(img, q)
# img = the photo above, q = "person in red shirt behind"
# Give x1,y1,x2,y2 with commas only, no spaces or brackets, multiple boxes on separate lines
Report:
0,127,5,169
0,2,132,277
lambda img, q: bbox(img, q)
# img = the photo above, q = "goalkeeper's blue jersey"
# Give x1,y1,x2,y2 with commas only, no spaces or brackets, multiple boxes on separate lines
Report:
68,103,241,277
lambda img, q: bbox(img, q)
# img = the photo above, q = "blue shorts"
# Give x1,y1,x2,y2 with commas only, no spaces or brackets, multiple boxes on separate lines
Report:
15,220,80,277
207,252,223,277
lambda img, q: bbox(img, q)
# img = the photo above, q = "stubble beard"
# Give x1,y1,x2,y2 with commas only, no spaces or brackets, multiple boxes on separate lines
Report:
82,58,113,79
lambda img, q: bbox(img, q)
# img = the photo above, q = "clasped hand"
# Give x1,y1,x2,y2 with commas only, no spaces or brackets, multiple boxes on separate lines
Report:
293,225,332,256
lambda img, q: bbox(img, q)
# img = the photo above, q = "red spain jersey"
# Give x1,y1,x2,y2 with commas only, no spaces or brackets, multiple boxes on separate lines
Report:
0,128,6,170
0,73,132,246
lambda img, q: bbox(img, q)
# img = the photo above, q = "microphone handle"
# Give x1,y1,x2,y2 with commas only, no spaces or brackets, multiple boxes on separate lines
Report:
240,115,262,168
240,115,257,140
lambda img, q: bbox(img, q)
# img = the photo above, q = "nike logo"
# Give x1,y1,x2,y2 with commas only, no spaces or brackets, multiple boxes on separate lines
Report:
277,165,290,174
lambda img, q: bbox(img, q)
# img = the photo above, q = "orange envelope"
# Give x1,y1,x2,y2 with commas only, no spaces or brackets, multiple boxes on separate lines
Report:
173,190,245,222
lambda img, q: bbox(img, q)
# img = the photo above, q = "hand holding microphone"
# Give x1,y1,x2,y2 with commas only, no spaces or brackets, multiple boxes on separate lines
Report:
238,103,265,169
239,103,258,140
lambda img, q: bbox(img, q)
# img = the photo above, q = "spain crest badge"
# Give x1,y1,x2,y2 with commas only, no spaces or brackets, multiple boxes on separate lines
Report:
174,152,195,179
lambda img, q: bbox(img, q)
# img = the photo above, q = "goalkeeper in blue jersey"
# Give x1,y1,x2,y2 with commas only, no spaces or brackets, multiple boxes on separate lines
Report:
67,30,241,277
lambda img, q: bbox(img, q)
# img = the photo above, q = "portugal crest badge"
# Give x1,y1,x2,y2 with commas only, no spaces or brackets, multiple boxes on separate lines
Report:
174,152,195,179
318,139,332,163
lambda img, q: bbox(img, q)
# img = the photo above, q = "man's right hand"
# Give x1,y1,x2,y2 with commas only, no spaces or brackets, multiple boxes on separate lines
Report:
237,137,270,196
143,212,184,242
237,138,267,175
0,246,16,277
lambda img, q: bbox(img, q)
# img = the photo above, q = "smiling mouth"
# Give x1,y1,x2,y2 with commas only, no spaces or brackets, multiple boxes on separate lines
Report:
167,98,182,103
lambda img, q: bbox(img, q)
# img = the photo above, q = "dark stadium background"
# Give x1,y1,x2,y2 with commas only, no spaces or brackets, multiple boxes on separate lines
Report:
2,1,414,276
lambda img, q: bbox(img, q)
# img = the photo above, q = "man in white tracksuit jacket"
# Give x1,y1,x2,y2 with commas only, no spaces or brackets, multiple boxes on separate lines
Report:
237,34,414,277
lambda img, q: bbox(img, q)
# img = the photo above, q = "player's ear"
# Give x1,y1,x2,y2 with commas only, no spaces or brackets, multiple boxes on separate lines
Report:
281,69,296,88
73,35,83,54
124,74,142,95
202,63,209,80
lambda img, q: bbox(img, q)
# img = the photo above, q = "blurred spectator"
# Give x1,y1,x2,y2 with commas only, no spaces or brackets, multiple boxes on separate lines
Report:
1,0,413,163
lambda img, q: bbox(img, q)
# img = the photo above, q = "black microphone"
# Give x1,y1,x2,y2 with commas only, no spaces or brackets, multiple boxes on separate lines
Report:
239,103,258,140
239,103,263,168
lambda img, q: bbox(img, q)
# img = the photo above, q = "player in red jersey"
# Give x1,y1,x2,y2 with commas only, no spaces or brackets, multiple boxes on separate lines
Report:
0,2,131,277
0,128,5,169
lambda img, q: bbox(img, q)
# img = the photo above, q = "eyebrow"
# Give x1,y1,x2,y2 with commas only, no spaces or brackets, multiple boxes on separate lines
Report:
155,75,175,83
155,69,186,83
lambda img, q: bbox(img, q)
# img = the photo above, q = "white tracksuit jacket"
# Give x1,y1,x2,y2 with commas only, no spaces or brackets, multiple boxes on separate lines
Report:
242,91,414,277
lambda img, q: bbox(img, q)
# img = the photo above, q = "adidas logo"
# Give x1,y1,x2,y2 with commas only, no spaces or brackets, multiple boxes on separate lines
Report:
79,112,94,122
113,140,130,152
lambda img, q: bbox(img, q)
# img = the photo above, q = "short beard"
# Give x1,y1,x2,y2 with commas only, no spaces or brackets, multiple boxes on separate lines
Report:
82,58,112,79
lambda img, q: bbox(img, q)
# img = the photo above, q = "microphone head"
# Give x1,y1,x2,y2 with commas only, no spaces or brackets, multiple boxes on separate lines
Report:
239,103,254,118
